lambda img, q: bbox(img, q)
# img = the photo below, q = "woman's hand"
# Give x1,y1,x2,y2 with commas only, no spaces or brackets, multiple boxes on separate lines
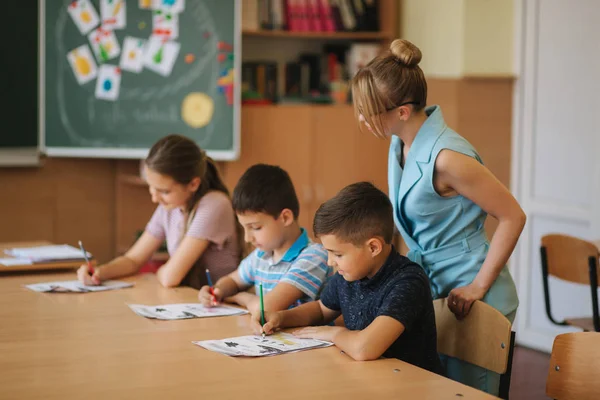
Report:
447,283,487,320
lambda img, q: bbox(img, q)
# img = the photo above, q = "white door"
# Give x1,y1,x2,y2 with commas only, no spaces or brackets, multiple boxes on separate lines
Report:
512,0,600,352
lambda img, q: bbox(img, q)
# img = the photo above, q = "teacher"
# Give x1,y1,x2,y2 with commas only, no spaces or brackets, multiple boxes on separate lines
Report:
350,38,525,396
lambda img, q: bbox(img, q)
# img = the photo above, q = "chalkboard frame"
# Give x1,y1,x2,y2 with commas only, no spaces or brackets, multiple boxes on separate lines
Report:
38,0,241,161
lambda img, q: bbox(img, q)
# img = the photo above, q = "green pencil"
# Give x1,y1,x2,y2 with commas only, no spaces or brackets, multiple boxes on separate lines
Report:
259,282,265,338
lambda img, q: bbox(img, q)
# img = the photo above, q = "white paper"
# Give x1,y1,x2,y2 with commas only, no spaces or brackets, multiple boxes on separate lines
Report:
100,0,126,30
152,10,179,40
67,0,100,35
143,37,180,77
153,0,185,14
95,65,122,101
129,303,248,320
120,37,146,73
25,280,133,293
88,27,121,63
193,332,332,357
0,258,33,267
67,45,98,85
5,244,91,262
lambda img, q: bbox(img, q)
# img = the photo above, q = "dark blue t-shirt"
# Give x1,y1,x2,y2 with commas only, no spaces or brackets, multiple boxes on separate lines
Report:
320,247,443,374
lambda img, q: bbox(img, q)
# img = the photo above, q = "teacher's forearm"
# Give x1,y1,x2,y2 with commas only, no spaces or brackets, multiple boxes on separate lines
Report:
473,215,526,291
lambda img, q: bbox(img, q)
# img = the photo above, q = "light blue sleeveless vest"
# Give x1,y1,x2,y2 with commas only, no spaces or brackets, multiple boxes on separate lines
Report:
388,105,518,317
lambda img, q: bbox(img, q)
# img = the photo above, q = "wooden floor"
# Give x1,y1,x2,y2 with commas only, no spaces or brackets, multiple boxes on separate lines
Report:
509,346,551,400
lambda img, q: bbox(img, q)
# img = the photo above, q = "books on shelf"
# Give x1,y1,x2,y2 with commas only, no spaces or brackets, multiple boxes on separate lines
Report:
242,0,379,33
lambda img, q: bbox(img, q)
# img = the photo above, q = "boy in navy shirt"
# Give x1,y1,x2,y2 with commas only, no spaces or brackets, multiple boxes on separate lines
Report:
251,182,443,374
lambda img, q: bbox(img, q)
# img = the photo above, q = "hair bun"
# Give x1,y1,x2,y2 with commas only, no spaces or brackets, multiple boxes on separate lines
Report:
390,39,422,68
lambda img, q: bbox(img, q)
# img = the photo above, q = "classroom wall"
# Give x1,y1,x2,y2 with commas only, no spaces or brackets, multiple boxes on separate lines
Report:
400,0,465,78
0,158,117,263
401,0,515,77
400,0,515,238
1,1,514,264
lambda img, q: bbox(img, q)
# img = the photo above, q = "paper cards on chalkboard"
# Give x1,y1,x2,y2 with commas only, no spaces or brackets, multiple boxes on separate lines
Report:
67,44,98,85
120,37,146,73
95,65,122,101
88,27,121,63
140,0,185,14
67,0,100,35
143,36,180,77
152,10,179,40
100,0,127,30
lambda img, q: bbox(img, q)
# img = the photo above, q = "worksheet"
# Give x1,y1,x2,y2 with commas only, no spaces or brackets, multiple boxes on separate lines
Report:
5,244,91,262
193,332,332,357
25,280,133,293
129,303,248,320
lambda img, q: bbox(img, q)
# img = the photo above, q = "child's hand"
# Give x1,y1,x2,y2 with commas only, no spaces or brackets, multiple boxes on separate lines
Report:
77,264,100,286
198,285,222,307
250,310,282,336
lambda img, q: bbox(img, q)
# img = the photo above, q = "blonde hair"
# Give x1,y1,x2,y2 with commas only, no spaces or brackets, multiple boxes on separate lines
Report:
351,39,428,138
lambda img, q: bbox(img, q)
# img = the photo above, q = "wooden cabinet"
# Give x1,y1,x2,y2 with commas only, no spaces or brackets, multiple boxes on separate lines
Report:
221,106,314,230
221,105,389,236
114,160,155,254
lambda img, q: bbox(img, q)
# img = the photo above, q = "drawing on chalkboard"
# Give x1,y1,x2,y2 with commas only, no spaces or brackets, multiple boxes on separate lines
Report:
67,0,100,35
67,44,98,85
95,65,122,101
143,36,180,77
120,36,145,73
181,92,214,128
217,68,234,106
152,10,179,40
46,0,238,157
88,27,121,63
100,0,127,30
184,53,195,64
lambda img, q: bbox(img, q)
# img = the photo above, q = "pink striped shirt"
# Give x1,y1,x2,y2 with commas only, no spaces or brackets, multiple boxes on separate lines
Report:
145,191,240,286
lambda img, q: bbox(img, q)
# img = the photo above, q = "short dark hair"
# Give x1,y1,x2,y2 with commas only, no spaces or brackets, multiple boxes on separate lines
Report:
232,164,300,219
313,182,393,245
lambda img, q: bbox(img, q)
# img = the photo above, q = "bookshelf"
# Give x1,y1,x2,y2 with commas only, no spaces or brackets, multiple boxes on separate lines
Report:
241,29,393,40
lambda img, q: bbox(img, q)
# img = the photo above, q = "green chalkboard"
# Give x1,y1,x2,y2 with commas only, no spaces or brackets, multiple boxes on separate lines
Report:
41,0,240,160
2,1,38,149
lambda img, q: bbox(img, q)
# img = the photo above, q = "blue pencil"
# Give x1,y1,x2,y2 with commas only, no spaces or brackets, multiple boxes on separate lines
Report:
205,269,214,287
206,269,217,303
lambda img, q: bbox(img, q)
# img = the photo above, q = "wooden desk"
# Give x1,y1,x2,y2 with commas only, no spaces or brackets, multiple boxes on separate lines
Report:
0,272,498,399
0,241,90,273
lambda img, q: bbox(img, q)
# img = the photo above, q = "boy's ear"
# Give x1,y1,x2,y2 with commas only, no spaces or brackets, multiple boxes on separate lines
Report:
366,237,383,257
279,208,295,226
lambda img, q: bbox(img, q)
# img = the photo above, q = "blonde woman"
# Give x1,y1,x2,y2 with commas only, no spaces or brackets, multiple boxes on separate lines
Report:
350,39,525,396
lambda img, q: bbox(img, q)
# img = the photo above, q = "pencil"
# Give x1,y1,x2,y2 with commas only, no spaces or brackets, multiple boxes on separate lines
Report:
205,269,217,304
259,282,265,338
78,240,94,274
205,269,214,287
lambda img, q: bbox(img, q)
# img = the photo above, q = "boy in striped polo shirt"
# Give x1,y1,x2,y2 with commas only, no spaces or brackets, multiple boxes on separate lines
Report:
198,164,332,314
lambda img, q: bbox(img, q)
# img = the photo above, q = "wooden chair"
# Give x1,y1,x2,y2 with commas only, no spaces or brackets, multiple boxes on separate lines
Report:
546,332,600,399
433,298,515,399
540,234,600,332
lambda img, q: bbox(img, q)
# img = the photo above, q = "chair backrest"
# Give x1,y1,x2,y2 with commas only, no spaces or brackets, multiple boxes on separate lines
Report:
433,298,512,374
546,332,600,400
541,234,599,284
